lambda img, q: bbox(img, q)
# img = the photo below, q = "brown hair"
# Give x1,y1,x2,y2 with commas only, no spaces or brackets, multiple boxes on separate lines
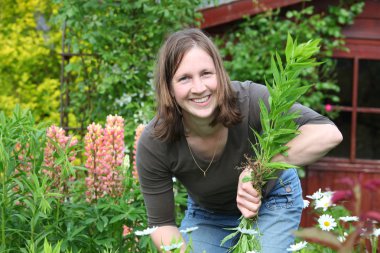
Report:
153,28,242,142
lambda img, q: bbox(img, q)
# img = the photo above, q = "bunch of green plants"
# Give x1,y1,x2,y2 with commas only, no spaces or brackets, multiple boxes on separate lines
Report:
51,0,202,149
0,107,179,252
221,34,321,252
215,0,364,116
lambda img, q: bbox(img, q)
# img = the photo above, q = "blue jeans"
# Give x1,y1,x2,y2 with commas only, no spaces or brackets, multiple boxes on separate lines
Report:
179,168,303,253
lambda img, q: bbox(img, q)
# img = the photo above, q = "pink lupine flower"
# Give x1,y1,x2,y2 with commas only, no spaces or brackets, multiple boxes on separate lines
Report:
13,142,33,194
14,142,32,176
43,125,78,191
84,123,106,201
84,115,126,202
132,124,145,180
325,104,332,112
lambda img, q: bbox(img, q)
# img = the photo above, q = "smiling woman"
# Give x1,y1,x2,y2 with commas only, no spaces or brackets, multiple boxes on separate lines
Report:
136,28,342,253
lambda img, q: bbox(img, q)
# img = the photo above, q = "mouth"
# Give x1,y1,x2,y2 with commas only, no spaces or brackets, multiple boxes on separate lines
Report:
191,95,211,104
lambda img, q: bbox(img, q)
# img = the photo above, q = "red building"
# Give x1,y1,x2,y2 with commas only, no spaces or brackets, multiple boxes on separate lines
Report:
200,0,380,227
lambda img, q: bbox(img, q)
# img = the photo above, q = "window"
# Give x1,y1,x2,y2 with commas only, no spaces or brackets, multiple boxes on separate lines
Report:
328,58,380,161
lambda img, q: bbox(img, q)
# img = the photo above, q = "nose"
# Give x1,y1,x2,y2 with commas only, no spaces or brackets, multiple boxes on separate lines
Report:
191,77,207,93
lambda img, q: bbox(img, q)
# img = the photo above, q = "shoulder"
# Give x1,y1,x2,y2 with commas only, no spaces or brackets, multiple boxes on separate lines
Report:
138,119,170,155
136,119,174,174
231,81,270,109
231,80,268,99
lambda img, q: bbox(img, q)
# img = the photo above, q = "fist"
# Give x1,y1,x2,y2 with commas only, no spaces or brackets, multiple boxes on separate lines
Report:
236,169,262,218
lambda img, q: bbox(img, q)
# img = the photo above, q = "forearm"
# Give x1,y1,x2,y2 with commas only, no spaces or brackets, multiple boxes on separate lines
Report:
151,225,185,252
272,124,343,166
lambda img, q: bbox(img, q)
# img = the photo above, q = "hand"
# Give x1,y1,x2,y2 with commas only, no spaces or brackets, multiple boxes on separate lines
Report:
236,169,262,218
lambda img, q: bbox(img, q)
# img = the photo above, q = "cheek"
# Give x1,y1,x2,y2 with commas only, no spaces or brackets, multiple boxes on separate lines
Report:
208,76,219,90
171,84,188,99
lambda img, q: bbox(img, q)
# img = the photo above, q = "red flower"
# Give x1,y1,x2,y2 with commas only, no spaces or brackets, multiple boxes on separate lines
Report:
325,104,332,112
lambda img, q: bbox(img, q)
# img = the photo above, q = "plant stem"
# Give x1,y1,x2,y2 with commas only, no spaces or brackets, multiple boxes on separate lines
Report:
1,162,8,248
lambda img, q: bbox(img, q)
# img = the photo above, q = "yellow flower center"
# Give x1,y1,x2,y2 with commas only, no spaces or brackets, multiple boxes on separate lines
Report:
324,221,330,227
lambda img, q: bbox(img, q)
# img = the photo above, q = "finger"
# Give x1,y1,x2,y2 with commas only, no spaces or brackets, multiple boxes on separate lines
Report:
239,205,260,219
237,189,261,204
237,198,261,213
239,183,261,198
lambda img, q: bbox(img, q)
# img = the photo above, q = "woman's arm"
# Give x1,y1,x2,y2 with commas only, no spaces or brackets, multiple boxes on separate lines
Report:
271,123,343,166
237,123,342,218
151,226,186,252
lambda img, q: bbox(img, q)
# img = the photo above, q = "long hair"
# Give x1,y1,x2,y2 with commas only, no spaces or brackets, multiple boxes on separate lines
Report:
153,28,242,142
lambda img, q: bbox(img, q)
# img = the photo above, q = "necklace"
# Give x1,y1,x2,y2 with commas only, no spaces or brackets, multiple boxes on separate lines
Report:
186,140,217,177
182,119,217,177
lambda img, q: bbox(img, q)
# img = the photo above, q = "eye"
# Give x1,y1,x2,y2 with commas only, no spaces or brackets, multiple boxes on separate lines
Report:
178,75,190,83
202,71,213,77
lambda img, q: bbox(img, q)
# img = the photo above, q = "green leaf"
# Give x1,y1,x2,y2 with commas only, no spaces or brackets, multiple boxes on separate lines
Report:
96,219,104,232
242,175,252,183
285,32,294,63
265,162,298,170
109,213,129,224
220,230,239,246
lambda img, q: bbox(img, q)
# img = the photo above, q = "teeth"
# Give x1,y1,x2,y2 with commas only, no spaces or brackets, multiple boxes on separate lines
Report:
193,96,209,103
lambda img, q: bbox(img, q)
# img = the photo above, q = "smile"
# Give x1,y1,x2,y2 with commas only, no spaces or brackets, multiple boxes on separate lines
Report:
191,95,210,103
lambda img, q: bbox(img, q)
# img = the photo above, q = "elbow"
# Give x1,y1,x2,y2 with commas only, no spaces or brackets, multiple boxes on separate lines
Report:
330,125,343,148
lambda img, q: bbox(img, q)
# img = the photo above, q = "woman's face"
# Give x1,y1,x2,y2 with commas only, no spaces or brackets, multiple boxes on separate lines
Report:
171,46,218,121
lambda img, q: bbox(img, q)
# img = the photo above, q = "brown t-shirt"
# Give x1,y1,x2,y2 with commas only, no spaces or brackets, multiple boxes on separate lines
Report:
136,81,333,227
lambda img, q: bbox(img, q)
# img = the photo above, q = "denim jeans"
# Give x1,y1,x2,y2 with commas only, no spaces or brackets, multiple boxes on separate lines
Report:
179,168,303,253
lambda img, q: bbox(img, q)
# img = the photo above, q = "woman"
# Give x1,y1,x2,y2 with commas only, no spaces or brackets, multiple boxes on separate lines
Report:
136,28,342,253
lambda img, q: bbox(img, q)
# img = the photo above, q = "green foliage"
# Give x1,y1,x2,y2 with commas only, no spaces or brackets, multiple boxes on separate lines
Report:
215,1,364,116
51,0,202,150
0,0,61,124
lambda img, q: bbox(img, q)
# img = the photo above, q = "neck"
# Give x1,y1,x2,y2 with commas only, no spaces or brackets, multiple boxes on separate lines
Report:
182,115,222,138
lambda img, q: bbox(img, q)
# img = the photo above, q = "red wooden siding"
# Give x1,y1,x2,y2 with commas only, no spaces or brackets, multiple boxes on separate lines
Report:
200,0,303,29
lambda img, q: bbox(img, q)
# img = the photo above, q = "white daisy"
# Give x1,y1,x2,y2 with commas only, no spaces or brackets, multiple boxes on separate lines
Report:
160,242,184,251
373,228,380,237
237,227,259,236
322,191,334,198
339,216,359,222
306,188,323,200
338,232,348,242
318,214,337,231
286,241,308,251
303,199,310,208
135,226,158,236
315,195,333,211
180,226,199,233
